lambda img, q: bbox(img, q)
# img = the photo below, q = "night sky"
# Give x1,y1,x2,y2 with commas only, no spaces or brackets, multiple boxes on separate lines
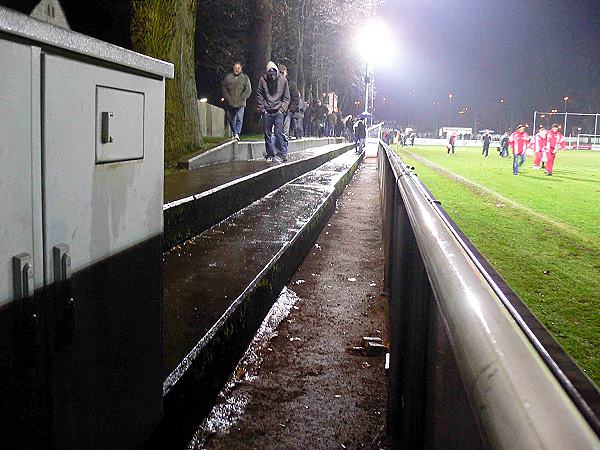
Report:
374,0,600,132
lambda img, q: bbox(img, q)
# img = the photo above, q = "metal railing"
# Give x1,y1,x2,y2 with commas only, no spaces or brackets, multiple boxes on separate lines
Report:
378,141,600,449
367,122,383,141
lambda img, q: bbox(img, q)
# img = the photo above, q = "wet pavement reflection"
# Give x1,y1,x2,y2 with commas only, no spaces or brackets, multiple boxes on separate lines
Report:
162,150,360,380
164,146,347,204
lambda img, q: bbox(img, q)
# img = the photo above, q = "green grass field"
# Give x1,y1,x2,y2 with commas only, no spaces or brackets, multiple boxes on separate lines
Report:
394,145,600,386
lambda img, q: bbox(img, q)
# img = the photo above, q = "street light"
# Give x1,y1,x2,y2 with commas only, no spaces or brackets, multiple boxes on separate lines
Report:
448,93,453,126
563,96,569,133
433,101,440,133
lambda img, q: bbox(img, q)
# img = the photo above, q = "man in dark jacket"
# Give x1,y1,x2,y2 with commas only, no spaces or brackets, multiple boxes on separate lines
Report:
354,118,366,153
256,61,291,162
315,100,329,137
222,61,252,140
278,64,300,139
482,132,492,157
303,101,313,137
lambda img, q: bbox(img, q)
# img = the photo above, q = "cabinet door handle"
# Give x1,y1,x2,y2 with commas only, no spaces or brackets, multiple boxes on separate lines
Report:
12,253,40,366
101,111,114,143
53,244,74,349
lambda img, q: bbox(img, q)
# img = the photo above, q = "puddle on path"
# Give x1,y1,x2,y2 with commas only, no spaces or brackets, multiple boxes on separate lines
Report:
188,287,300,449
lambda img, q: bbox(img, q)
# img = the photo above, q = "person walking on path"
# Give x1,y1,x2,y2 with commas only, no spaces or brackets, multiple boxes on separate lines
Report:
278,64,300,139
481,132,492,157
315,100,328,137
222,61,252,140
257,61,290,162
544,123,566,176
531,126,548,170
509,124,529,175
354,118,366,153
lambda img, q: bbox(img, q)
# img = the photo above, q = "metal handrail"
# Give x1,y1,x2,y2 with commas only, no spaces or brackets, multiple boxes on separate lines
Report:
367,122,383,140
380,142,600,448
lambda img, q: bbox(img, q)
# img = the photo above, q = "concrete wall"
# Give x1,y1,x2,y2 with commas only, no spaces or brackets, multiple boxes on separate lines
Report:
198,101,231,138
178,137,344,170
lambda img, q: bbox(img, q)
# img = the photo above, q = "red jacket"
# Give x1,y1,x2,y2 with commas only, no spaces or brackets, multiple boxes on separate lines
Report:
530,129,547,152
546,129,566,153
509,131,529,155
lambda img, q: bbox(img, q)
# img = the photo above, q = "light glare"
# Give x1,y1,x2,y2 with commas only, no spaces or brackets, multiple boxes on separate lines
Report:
356,19,395,66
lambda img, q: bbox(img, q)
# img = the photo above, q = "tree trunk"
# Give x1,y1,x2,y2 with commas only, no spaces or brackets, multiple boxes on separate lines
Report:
245,0,273,134
131,0,202,164
295,0,306,95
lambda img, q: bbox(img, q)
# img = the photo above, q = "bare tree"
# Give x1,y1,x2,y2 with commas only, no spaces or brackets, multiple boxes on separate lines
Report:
245,0,273,132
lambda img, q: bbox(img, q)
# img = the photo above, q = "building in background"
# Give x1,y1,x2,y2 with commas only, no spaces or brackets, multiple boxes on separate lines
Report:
30,0,70,29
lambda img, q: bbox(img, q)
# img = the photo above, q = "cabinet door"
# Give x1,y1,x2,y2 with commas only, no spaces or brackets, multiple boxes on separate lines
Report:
42,53,164,449
0,40,47,448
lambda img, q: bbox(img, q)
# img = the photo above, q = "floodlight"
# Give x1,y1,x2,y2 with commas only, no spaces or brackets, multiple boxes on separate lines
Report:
357,18,394,65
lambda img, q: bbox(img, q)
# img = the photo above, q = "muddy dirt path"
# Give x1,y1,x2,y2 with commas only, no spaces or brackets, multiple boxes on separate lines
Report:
192,159,388,449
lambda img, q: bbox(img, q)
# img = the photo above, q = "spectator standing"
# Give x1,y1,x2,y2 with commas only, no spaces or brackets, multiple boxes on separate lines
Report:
509,124,529,175
499,132,510,157
222,61,252,140
315,100,328,137
334,112,344,137
344,115,355,141
277,64,300,138
326,111,337,137
481,132,491,157
354,118,366,153
544,124,566,176
292,92,304,139
303,101,313,137
256,61,290,162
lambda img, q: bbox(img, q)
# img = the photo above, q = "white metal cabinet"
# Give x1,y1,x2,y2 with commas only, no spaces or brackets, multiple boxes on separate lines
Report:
0,6,173,449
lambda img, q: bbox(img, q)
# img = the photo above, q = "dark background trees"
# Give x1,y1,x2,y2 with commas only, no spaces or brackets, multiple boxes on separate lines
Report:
1,0,372,155
195,0,373,116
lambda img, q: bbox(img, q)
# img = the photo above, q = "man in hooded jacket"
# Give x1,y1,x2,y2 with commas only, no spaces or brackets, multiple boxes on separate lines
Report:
256,61,291,162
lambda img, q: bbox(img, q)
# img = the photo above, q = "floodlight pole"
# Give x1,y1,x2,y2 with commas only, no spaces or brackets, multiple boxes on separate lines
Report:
364,62,369,116
563,97,568,134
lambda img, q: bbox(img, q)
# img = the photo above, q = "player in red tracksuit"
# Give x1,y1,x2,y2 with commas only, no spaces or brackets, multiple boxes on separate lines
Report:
545,123,566,175
509,124,529,175
531,126,547,169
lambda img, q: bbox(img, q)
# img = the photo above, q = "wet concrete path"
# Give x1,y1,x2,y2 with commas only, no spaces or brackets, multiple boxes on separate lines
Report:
165,145,346,203
191,159,389,449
